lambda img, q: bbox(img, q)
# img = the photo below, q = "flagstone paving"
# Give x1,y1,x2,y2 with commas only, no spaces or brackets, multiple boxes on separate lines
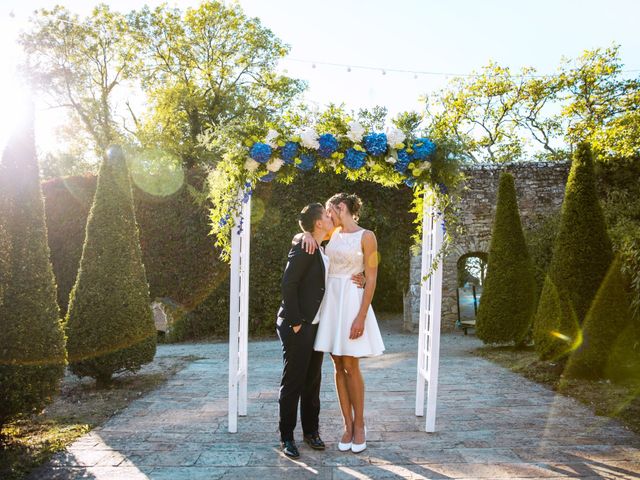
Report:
31,320,640,479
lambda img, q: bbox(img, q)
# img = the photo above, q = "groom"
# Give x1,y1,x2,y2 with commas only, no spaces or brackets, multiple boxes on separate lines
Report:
276,203,332,458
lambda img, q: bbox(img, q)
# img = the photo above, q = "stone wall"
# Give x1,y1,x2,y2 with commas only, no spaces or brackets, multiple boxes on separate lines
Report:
404,161,571,332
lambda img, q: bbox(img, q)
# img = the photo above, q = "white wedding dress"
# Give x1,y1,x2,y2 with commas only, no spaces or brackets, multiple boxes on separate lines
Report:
314,228,385,357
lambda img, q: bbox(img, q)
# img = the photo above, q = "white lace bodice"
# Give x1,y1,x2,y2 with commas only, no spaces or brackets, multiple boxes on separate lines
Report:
325,228,365,276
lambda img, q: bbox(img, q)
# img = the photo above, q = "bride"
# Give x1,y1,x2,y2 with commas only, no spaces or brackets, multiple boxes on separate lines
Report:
304,192,385,454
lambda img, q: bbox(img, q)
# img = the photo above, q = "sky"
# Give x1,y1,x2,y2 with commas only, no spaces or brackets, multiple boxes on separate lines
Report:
1,0,639,152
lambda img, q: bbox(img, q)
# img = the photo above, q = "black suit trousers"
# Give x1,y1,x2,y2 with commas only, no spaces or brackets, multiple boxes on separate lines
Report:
277,320,324,441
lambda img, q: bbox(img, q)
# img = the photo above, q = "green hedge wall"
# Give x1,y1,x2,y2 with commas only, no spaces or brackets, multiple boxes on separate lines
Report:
44,168,413,340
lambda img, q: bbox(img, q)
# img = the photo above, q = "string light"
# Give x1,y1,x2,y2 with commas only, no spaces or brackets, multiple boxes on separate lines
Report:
9,11,640,81
282,58,640,80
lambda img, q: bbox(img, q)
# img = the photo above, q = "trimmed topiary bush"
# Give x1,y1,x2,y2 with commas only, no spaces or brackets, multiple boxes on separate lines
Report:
533,143,613,360
0,107,66,431
476,172,537,345
65,146,156,387
565,256,637,379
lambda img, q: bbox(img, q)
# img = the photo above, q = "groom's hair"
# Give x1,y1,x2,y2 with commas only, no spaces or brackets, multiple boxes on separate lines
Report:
298,203,324,233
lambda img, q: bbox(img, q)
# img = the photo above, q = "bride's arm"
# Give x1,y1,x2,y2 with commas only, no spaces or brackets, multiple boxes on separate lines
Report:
349,230,378,339
300,227,336,253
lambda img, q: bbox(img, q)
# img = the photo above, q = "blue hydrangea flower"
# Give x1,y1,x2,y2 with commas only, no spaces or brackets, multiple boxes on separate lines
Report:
362,132,388,156
404,177,416,188
410,137,436,161
280,141,299,164
249,142,272,163
258,171,276,182
296,153,316,171
318,133,338,158
394,149,411,174
438,183,448,195
343,148,367,170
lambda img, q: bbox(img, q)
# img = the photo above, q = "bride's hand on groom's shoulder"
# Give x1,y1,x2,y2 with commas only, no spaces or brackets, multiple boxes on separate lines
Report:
301,231,318,254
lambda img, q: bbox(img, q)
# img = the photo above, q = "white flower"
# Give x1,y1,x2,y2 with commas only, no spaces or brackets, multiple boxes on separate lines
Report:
244,158,261,172
346,120,365,143
386,126,406,148
265,129,279,148
298,127,320,150
385,156,397,164
266,157,285,172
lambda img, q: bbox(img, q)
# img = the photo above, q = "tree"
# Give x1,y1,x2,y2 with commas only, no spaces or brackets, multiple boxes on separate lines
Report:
533,143,613,359
424,46,640,164
126,1,305,167
564,256,637,379
561,45,640,160
19,5,140,156
0,105,66,432
476,172,537,345
20,1,305,172
425,63,560,163
65,146,156,387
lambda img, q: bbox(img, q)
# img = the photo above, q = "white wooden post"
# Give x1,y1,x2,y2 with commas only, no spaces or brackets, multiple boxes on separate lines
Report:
228,188,251,433
238,193,251,416
415,187,444,433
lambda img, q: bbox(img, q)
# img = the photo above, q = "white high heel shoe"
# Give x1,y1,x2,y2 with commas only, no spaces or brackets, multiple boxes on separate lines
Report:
351,426,367,453
337,439,352,452
338,428,352,452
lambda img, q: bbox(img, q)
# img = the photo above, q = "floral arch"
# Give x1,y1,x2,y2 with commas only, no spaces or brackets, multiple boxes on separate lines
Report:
205,110,461,434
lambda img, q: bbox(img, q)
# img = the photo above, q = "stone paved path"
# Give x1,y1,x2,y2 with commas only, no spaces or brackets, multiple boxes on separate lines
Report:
32,321,640,479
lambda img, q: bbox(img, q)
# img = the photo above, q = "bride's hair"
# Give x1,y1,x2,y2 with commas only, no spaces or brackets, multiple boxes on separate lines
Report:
327,193,362,221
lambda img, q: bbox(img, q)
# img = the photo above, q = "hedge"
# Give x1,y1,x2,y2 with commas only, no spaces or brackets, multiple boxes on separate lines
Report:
476,172,537,345
65,147,156,386
43,168,413,340
564,256,638,379
0,109,66,429
533,143,613,359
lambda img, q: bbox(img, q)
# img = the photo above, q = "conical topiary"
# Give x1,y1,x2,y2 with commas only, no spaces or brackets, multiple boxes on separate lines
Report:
533,142,613,360
65,146,156,387
565,256,637,379
0,105,66,431
476,172,537,345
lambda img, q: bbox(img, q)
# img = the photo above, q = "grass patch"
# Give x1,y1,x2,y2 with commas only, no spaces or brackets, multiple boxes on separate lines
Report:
0,354,201,480
474,345,640,434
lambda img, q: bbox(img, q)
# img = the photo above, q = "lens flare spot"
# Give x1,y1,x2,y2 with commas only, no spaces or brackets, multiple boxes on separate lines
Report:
551,331,572,342
367,251,381,268
128,149,184,197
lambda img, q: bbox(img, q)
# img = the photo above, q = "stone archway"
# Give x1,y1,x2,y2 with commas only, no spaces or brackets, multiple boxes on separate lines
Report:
406,161,571,332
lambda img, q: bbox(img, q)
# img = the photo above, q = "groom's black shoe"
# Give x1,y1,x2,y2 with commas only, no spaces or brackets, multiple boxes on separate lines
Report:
303,432,326,450
281,439,300,458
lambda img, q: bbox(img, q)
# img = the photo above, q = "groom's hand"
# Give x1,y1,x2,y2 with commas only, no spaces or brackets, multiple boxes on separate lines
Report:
292,324,302,333
351,273,366,289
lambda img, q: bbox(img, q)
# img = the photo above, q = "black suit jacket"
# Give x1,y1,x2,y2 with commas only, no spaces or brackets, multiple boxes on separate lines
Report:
277,239,326,328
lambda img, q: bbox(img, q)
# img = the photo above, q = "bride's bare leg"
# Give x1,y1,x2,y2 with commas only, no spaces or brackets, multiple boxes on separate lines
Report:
342,356,365,444
331,354,353,443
